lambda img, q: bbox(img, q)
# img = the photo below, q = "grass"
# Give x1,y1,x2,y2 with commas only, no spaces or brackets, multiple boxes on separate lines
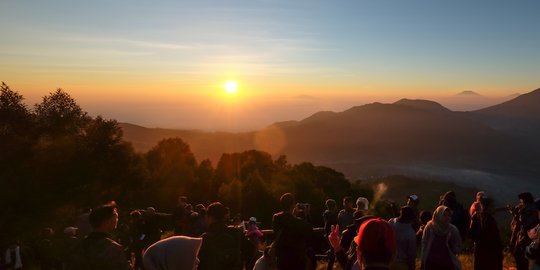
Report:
316,252,518,270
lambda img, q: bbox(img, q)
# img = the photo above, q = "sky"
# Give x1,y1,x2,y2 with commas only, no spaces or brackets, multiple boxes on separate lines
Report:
1,0,540,131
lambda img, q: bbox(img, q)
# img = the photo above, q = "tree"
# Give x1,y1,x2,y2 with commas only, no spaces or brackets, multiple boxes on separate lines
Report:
146,137,197,208
0,82,32,137
34,88,89,136
193,159,215,202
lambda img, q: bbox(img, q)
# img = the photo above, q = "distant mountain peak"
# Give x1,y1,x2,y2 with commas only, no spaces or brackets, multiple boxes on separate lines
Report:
457,90,481,96
394,99,451,113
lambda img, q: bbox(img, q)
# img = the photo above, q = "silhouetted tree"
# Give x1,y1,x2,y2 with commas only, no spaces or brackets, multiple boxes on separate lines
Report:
193,159,215,202
0,82,33,137
34,88,89,136
146,137,197,208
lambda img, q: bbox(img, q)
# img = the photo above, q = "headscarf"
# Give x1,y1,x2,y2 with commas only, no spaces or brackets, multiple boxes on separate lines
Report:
429,205,452,235
143,236,202,270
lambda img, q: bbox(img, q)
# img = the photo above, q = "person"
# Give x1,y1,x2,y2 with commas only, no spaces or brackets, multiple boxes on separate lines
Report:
36,227,60,270
329,218,396,270
340,212,374,252
469,192,486,217
388,206,416,270
271,193,313,270
338,197,356,230
186,204,207,237
416,211,432,243
323,199,338,270
355,197,369,217
142,207,163,248
406,195,421,231
510,192,539,270
439,191,469,239
246,217,263,246
4,241,26,270
245,217,264,270
75,208,92,239
421,205,462,270
527,226,540,270
143,236,202,270
324,199,339,238
197,202,249,270
127,210,145,270
294,203,311,223
173,196,189,236
253,242,277,270
58,227,80,269
327,215,375,269
65,202,133,270
469,198,502,270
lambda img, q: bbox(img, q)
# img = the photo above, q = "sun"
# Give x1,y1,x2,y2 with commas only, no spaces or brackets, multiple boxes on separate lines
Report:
224,80,238,94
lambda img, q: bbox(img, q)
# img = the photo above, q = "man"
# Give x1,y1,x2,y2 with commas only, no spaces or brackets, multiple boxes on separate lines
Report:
338,197,355,230
272,193,313,270
510,192,539,270
173,196,189,235
58,227,79,269
66,203,132,270
406,194,421,231
323,199,338,270
36,227,60,270
197,202,249,270
439,191,470,238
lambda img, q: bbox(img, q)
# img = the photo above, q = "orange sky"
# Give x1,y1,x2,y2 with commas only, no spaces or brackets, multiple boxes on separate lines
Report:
2,1,539,130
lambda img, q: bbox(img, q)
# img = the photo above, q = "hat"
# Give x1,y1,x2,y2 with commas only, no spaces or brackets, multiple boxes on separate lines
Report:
408,194,419,201
356,197,369,211
249,217,257,222
476,192,486,199
63,227,78,236
146,207,156,215
354,218,396,264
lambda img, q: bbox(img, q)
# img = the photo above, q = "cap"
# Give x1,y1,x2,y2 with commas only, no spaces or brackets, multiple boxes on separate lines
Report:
63,227,78,235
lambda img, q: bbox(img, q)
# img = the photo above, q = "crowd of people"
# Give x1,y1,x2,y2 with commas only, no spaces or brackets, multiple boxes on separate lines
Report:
2,191,540,270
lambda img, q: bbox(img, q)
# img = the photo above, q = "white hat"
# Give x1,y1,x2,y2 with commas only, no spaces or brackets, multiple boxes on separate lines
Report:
63,227,78,235
356,197,369,211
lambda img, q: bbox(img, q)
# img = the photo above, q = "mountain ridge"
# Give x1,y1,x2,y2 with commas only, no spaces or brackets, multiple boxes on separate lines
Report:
119,87,540,179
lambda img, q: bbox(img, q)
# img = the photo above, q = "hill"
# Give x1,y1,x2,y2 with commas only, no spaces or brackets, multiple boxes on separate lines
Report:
119,123,254,162
272,101,536,176
468,88,540,150
120,89,540,197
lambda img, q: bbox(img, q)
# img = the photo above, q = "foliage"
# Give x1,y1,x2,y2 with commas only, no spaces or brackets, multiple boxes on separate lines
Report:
0,83,370,244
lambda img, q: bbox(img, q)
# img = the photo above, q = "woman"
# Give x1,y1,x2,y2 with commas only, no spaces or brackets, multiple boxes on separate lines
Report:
421,206,462,270
143,236,202,270
469,198,502,270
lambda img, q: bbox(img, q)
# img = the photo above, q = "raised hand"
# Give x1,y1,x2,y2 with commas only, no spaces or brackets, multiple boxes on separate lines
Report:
328,224,341,251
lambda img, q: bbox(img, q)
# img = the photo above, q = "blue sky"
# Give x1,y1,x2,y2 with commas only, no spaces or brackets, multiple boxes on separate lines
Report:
1,0,539,130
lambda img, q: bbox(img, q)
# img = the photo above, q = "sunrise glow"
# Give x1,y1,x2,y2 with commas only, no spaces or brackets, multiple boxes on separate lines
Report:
224,81,238,94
